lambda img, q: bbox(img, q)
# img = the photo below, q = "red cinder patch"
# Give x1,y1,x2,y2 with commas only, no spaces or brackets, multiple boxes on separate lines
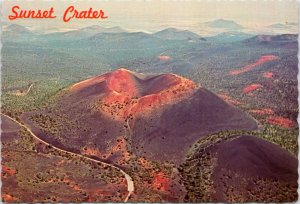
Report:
152,172,170,191
229,55,279,75
266,116,295,128
263,72,274,78
2,194,17,202
243,84,263,94
159,55,171,61
81,147,101,157
249,108,274,115
217,94,242,105
2,165,16,176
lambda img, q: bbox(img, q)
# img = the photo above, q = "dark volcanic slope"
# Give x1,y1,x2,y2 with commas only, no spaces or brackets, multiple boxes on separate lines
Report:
25,69,258,164
182,135,298,202
131,88,258,163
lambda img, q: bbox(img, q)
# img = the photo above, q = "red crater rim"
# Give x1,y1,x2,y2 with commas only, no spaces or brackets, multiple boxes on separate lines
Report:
71,68,198,119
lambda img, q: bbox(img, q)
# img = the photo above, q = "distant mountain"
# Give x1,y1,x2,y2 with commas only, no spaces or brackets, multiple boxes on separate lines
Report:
207,31,254,42
204,19,244,30
1,21,9,26
245,34,298,43
268,22,298,29
269,23,290,29
79,31,179,58
5,24,31,33
43,25,125,40
79,25,125,34
2,24,37,41
153,28,203,41
288,22,298,27
267,34,298,41
263,22,298,34
88,32,161,45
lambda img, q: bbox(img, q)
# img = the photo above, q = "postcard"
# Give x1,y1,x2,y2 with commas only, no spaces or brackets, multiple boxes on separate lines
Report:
1,0,298,202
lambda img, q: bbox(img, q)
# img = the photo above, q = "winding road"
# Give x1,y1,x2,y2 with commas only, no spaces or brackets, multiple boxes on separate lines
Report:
1,113,134,202
25,83,34,95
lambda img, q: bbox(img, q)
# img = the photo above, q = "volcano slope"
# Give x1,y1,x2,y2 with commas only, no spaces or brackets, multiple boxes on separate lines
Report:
181,134,298,202
24,68,257,165
20,69,298,202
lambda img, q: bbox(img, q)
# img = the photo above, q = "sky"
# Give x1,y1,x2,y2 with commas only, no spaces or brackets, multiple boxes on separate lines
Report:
2,0,299,34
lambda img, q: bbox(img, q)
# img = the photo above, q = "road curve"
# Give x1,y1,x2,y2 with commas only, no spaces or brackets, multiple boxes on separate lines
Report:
1,113,134,202
24,83,34,95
